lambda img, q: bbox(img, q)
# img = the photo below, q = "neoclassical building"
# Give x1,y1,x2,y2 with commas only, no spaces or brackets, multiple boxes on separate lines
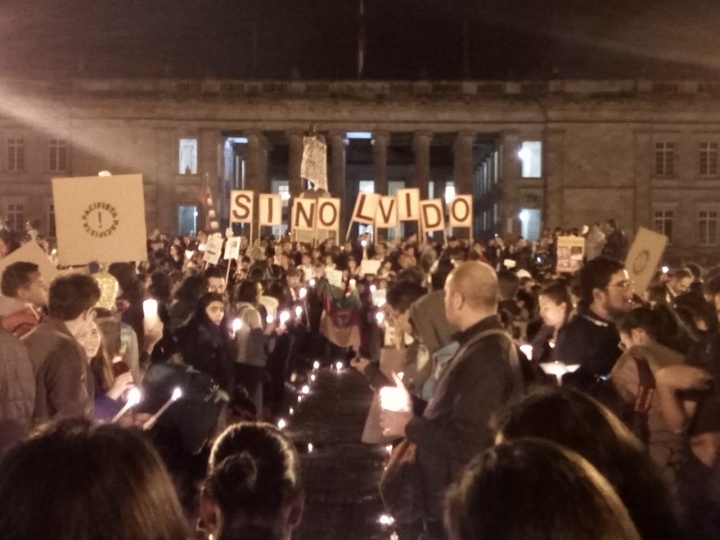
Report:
2,77,720,259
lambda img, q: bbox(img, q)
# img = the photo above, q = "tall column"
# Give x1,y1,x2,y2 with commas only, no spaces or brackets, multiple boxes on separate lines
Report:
413,131,432,200
373,131,390,241
287,130,304,198
633,131,652,233
329,131,347,239
246,130,266,236
155,128,177,234
500,132,522,238
199,129,221,232
453,132,475,238
544,129,565,230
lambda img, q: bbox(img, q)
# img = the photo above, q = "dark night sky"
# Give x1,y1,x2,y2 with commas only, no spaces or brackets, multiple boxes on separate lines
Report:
2,0,720,80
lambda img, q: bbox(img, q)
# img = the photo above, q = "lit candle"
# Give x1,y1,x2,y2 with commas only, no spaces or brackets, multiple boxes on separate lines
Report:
198,243,206,252
266,314,275,324
298,395,303,403
279,311,291,325
370,285,377,293
301,385,310,394
289,407,294,415
385,445,393,454
376,312,385,324
143,387,182,431
143,299,159,325
311,374,316,382
361,240,367,247
378,514,395,526
519,344,533,359
308,442,314,453
309,278,316,287
313,361,320,370
185,250,194,260
295,306,303,318
349,279,356,287
111,387,142,423
335,361,343,371
299,288,307,299
277,419,287,430
379,385,410,413
232,318,242,333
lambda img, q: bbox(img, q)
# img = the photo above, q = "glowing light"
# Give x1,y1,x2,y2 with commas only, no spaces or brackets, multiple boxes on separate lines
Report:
308,443,314,453
289,407,294,415
376,312,385,324
311,374,316,382
295,306,303,318
335,361,343,371
309,278,316,287
378,514,395,526
313,361,320,370
232,319,242,332
171,387,183,401
519,344,533,358
298,395,303,403
142,299,159,322
280,190,291,201
385,445,393,454
127,387,142,407
277,419,287,430
198,243,206,252
361,240,367,247
185,250,194,259
379,386,410,413
299,288,307,299
370,285,377,293
349,279,356,287
98,170,112,177
301,385,310,394
266,315,275,324
662,266,669,274
280,311,291,325
519,210,530,222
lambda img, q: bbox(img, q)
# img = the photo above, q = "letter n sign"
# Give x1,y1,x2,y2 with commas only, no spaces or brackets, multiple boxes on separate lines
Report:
230,190,254,224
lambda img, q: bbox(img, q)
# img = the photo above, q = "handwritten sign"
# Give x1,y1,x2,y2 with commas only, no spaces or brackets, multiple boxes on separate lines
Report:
203,236,224,265
224,237,242,260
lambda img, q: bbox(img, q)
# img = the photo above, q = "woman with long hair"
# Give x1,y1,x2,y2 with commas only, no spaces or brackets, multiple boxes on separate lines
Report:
529,279,573,363
445,438,641,540
0,417,190,540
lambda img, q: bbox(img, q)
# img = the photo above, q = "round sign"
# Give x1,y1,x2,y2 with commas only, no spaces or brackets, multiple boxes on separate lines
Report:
81,202,120,238
631,249,650,275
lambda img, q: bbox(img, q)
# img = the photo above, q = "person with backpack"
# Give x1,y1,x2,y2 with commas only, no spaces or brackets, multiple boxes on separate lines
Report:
380,261,524,540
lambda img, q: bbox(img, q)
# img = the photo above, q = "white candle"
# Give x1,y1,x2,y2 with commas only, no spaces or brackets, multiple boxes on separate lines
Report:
111,387,142,423
232,318,242,333
307,443,314,453
301,385,310,395
143,299,159,324
279,311,291,325
519,344,533,358
376,312,385,324
143,387,182,431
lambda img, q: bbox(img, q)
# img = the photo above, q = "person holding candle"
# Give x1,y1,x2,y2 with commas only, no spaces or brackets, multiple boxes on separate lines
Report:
199,422,304,540
529,279,574,364
176,292,234,395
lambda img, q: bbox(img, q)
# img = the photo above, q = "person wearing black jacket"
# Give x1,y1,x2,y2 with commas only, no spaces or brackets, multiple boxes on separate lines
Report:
601,220,629,261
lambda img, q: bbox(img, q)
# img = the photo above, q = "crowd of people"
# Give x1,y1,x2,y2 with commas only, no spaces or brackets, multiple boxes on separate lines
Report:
0,216,718,540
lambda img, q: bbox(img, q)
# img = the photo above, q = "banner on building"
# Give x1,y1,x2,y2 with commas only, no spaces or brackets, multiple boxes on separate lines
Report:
230,190,254,224
350,193,381,225
375,196,398,228
259,194,282,226
449,195,473,228
420,199,445,232
52,174,147,266
316,198,341,231
292,199,316,231
556,236,585,274
625,227,668,295
301,136,328,191
397,188,421,221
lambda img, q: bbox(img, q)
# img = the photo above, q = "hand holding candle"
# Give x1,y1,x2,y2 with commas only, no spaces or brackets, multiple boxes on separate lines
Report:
112,387,142,423
380,372,413,438
143,299,159,325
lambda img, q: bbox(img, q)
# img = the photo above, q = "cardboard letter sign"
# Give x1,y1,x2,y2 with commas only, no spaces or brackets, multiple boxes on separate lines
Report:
449,195,473,228
259,194,282,226
230,190,254,224
420,199,445,232
397,188,420,221
375,196,398,228
316,198,341,231
0,241,58,283
625,228,668,295
351,193,380,225
555,236,585,274
224,237,242,260
292,199,316,231
52,174,147,266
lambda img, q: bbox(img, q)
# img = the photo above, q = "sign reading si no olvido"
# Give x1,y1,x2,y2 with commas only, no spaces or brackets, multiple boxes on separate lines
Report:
52,174,148,266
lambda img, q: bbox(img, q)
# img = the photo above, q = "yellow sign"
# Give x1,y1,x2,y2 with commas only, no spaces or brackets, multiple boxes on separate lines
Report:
556,236,585,274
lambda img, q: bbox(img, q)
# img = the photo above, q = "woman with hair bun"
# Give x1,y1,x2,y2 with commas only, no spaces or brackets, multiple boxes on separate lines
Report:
199,422,303,540
445,438,641,540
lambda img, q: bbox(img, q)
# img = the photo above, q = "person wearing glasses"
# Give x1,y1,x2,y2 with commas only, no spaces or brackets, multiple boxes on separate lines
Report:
555,257,635,390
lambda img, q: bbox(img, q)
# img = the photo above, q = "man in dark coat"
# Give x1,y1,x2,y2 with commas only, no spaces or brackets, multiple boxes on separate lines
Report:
382,261,524,539
601,219,629,261
0,328,35,453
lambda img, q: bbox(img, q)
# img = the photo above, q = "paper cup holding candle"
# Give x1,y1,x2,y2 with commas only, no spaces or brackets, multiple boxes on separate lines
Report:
379,373,411,413
112,387,142,423
143,387,182,431
519,344,533,359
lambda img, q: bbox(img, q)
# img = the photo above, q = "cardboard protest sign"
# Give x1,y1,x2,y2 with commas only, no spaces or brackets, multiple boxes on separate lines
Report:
325,268,344,288
52,174,147,266
420,199,445,232
230,190,254,224
291,199,316,231
203,236,224,265
351,193,381,225
625,227,668,295
316,198,341,231
259,194,282,226
397,188,421,221
224,237,242,260
360,259,381,276
0,241,58,283
375,196,398,228
301,136,328,191
556,236,585,274
449,195,473,228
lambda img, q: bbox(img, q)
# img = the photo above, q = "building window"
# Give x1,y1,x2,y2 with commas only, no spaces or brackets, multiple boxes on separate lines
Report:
653,210,674,240
359,180,375,194
6,203,24,232
273,180,290,208
48,204,56,237
49,139,68,172
700,143,718,177
179,138,198,175
699,210,718,246
518,141,542,178
444,182,456,204
7,138,25,172
655,142,674,177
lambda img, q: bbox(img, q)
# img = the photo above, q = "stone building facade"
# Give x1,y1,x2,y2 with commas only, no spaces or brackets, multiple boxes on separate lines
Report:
1,78,720,259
